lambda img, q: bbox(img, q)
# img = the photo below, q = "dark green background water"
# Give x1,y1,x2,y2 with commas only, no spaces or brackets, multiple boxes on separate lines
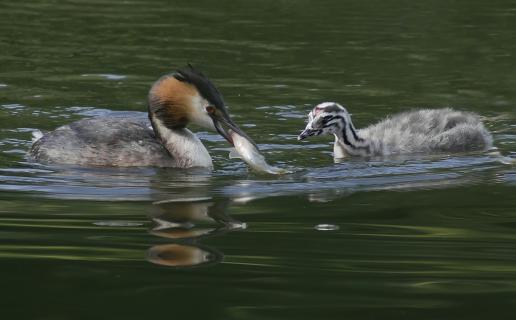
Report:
1,0,515,319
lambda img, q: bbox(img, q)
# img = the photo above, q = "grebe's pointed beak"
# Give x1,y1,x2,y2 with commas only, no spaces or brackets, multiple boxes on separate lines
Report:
210,110,258,148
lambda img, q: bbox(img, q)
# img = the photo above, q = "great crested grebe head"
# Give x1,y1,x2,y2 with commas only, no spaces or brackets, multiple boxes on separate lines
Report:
148,64,254,146
298,102,350,140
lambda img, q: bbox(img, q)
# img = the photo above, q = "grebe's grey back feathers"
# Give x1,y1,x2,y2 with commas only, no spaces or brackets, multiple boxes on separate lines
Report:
31,116,176,167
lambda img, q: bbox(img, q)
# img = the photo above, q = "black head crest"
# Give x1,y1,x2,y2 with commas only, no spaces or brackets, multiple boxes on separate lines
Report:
174,65,225,111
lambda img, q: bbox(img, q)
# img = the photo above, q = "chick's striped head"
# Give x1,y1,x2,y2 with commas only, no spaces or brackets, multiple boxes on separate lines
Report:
298,102,349,140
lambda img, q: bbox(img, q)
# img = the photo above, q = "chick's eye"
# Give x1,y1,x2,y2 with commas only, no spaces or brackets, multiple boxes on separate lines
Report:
206,106,216,114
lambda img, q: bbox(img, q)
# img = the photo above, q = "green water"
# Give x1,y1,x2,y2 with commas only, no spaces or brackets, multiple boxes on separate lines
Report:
1,0,515,319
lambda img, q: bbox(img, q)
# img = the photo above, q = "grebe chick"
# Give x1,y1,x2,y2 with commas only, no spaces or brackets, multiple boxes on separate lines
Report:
298,102,493,158
30,65,255,168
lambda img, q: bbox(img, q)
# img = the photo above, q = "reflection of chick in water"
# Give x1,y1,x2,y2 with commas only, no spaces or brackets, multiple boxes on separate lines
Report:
146,197,244,267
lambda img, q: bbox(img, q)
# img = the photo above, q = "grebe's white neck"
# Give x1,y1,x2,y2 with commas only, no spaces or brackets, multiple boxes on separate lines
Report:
150,115,212,168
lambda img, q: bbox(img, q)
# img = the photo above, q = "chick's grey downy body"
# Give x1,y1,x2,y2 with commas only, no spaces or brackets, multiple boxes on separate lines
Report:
298,103,493,158
360,108,492,155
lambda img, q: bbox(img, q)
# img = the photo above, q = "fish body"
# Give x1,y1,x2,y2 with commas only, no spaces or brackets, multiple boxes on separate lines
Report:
230,130,287,175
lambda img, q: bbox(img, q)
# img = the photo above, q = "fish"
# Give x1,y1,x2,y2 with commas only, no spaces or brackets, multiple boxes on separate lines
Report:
229,130,288,175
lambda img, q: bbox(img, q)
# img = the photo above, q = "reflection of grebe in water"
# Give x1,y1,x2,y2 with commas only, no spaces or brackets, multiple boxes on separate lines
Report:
146,244,223,268
30,65,256,169
146,197,245,267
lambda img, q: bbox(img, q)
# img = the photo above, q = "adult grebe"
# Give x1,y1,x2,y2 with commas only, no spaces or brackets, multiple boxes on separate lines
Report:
30,65,256,168
298,102,493,158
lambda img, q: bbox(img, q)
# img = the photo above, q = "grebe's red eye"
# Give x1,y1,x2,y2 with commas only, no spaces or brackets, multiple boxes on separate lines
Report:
206,106,216,114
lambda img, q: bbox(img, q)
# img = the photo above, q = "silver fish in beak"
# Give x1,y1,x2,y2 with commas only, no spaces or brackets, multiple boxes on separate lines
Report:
209,109,258,148
228,129,288,175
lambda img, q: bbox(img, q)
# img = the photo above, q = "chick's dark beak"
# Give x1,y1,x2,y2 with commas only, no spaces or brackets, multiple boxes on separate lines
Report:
210,110,257,148
297,128,312,140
